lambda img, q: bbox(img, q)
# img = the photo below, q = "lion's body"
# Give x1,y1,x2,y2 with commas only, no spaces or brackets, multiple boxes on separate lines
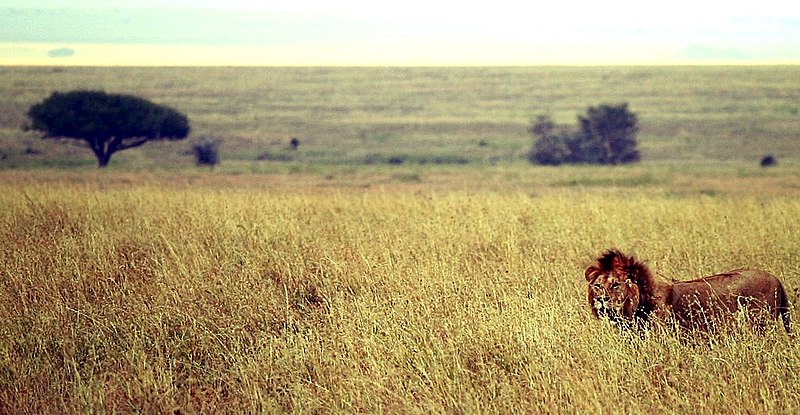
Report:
664,269,790,331
585,250,791,333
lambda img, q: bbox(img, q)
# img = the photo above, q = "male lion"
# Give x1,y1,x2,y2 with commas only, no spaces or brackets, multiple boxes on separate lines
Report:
584,249,792,333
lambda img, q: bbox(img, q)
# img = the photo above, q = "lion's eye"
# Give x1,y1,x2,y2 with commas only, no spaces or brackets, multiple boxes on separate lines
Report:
610,282,620,289
593,283,602,290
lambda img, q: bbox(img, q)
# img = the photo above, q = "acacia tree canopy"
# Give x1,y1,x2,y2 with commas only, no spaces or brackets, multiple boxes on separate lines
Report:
27,90,190,167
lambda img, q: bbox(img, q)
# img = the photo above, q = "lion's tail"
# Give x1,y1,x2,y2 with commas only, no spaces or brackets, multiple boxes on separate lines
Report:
778,283,792,334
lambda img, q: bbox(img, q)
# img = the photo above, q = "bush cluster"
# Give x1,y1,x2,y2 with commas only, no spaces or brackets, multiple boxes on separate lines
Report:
529,103,640,165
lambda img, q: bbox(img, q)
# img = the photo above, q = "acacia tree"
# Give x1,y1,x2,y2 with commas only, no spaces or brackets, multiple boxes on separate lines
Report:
27,90,190,167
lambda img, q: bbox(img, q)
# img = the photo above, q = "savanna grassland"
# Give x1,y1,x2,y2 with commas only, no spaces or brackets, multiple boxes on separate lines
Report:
1,66,800,413
2,176,800,413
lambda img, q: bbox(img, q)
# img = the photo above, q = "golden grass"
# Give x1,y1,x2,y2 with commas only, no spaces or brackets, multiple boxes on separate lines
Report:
2,175,800,413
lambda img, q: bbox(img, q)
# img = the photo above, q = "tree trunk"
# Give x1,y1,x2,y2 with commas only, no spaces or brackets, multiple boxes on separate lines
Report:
97,153,112,168
89,139,113,168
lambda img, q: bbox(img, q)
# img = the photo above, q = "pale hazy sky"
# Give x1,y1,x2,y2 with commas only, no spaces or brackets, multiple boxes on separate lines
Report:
1,0,799,65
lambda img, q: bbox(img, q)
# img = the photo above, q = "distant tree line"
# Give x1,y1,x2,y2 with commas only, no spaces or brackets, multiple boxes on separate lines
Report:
23,89,644,169
529,103,640,165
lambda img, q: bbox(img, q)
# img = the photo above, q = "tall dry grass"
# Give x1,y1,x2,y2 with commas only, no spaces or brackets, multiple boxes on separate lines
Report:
1,180,799,413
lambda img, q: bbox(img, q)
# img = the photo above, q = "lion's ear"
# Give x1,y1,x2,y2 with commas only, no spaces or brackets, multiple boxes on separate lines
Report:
585,266,600,282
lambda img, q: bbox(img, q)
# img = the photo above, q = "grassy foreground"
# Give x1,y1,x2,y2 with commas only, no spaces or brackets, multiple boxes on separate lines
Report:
1,174,799,413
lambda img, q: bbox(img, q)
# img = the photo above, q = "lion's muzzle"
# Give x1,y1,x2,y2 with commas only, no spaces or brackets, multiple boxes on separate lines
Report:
593,296,623,322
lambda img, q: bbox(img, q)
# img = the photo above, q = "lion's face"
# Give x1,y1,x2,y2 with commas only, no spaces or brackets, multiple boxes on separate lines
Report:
585,264,641,323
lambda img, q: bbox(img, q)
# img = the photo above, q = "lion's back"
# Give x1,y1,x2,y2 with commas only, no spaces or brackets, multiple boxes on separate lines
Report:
669,269,785,323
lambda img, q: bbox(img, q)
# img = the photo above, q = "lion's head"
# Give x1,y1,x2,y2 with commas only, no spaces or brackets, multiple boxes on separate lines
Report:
585,249,650,324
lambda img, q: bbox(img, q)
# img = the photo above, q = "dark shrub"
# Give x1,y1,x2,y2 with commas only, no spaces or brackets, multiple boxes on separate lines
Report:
387,155,407,165
529,115,567,165
192,137,219,167
760,155,777,167
529,131,570,165
578,103,640,164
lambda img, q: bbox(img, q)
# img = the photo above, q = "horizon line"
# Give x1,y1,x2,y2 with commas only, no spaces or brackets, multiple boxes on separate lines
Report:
2,42,799,67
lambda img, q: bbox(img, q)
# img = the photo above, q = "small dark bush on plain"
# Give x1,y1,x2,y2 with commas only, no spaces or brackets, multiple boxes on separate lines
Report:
388,155,407,165
761,155,777,167
192,137,220,167
290,137,300,150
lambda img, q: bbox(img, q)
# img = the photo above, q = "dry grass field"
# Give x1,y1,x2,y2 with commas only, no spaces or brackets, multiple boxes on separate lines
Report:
1,170,799,414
